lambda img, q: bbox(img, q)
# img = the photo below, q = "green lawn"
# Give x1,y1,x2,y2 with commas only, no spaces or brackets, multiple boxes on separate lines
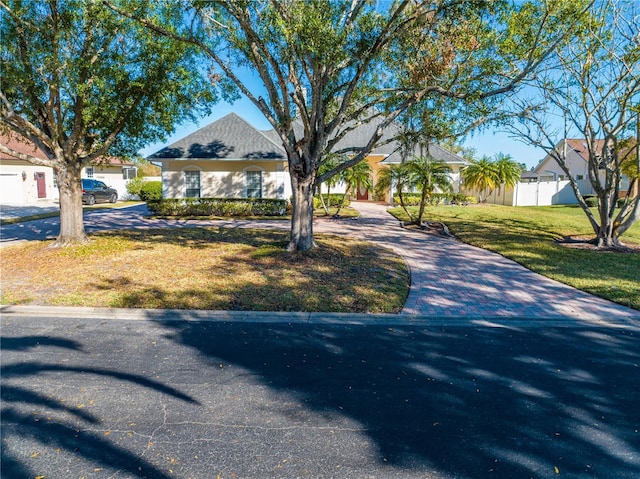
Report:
389,204,640,311
1,228,409,313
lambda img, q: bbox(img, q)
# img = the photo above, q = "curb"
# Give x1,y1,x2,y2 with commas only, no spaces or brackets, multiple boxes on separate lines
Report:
2,305,639,330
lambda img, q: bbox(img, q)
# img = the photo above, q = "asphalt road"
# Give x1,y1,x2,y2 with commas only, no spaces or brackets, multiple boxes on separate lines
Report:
2,311,639,479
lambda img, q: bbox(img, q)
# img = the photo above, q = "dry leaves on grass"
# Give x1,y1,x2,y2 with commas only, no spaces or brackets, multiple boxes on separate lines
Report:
1,227,409,313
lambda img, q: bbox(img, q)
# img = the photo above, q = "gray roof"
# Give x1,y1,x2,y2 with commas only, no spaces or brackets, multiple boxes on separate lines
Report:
148,113,286,160
380,142,469,165
149,112,467,166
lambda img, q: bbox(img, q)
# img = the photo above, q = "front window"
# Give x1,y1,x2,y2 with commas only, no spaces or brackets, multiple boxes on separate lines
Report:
185,170,201,198
123,167,137,180
245,170,262,198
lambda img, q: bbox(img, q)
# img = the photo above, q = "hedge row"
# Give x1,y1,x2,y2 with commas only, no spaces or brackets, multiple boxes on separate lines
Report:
146,197,288,217
393,193,476,206
313,194,350,209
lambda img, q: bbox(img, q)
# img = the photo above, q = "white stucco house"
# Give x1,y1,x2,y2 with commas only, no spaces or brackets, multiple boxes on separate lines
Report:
148,113,469,203
0,133,137,204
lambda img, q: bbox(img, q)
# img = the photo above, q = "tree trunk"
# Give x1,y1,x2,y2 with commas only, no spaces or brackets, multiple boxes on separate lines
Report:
53,163,89,247
287,173,316,252
416,186,429,226
595,196,622,248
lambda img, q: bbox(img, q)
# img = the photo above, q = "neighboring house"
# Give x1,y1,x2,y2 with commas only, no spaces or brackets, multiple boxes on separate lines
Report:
533,138,637,196
149,113,468,203
482,138,637,206
0,133,137,204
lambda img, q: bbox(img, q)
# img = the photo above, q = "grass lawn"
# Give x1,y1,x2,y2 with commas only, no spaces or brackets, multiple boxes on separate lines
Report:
389,204,640,311
1,227,409,313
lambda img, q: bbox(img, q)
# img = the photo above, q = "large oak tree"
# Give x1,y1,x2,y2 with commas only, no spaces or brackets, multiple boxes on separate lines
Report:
112,0,590,251
0,0,215,246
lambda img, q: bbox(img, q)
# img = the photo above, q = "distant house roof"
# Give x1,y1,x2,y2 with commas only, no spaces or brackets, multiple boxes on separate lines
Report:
148,113,286,160
0,133,48,161
0,133,134,166
564,139,606,162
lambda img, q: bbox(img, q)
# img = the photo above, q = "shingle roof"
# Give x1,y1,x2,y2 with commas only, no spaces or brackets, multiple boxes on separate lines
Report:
0,133,134,165
565,138,606,161
148,112,467,166
148,113,286,160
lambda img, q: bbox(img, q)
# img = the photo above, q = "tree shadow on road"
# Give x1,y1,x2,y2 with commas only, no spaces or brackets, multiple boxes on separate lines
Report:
1,334,198,479
158,319,640,478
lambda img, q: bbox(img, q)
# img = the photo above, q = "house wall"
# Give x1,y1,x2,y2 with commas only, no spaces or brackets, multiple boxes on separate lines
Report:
84,165,133,201
162,160,290,199
0,160,56,204
535,146,590,181
0,159,134,204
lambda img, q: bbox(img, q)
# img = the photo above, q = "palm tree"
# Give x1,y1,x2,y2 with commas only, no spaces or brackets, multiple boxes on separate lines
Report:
462,156,499,202
407,155,452,225
375,163,416,222
334,160,372,216
493,153,522,194
316,155,341,214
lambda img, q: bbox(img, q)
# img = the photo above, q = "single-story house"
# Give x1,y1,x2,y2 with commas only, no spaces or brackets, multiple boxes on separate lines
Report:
533,138,637,196
481,138,637,206
148,113,468,203
0,133,137,204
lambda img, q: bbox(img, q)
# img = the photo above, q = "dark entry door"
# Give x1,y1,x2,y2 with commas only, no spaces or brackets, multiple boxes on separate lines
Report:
356,181,369,201
36,172,46,198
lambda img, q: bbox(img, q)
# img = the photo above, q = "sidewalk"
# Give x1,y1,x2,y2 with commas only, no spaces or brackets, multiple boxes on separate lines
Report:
0,201,60,221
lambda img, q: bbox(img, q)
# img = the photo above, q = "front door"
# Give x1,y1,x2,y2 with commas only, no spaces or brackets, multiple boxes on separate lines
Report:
356,181,369,201
36,172,46,198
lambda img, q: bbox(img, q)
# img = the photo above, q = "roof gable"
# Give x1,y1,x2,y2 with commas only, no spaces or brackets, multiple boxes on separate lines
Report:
148,113,286,160
0,133,133,166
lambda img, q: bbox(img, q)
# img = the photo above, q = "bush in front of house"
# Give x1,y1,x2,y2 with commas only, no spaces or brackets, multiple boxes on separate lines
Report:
313,194,350,209
126,176,145,198
146,197,288,217
583,195,598,207
392,192,475,206
139,181,163,201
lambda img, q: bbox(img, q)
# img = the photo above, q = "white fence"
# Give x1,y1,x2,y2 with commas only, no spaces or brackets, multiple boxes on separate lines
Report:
483,179,594,206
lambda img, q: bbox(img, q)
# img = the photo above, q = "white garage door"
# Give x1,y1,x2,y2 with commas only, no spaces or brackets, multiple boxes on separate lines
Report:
0,173,22,203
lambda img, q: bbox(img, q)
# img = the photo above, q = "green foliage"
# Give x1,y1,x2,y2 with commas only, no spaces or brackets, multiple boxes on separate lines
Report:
334,161,373,215
146,198,288,217
462,153,522,202
393,192,474,206
126,177,145,198
313,194,348,209
0,0,217,244
583,195,598,207
139,181,162,201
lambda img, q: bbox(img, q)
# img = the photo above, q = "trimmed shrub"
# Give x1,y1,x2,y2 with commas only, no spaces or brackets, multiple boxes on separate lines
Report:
313,194,350,209
139,181,162,201
583,195,598,207
393,193,422,206
146,197,288,217
126,176,145,198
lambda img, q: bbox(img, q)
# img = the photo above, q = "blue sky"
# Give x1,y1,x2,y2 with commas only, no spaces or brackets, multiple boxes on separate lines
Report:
139,95,547,170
